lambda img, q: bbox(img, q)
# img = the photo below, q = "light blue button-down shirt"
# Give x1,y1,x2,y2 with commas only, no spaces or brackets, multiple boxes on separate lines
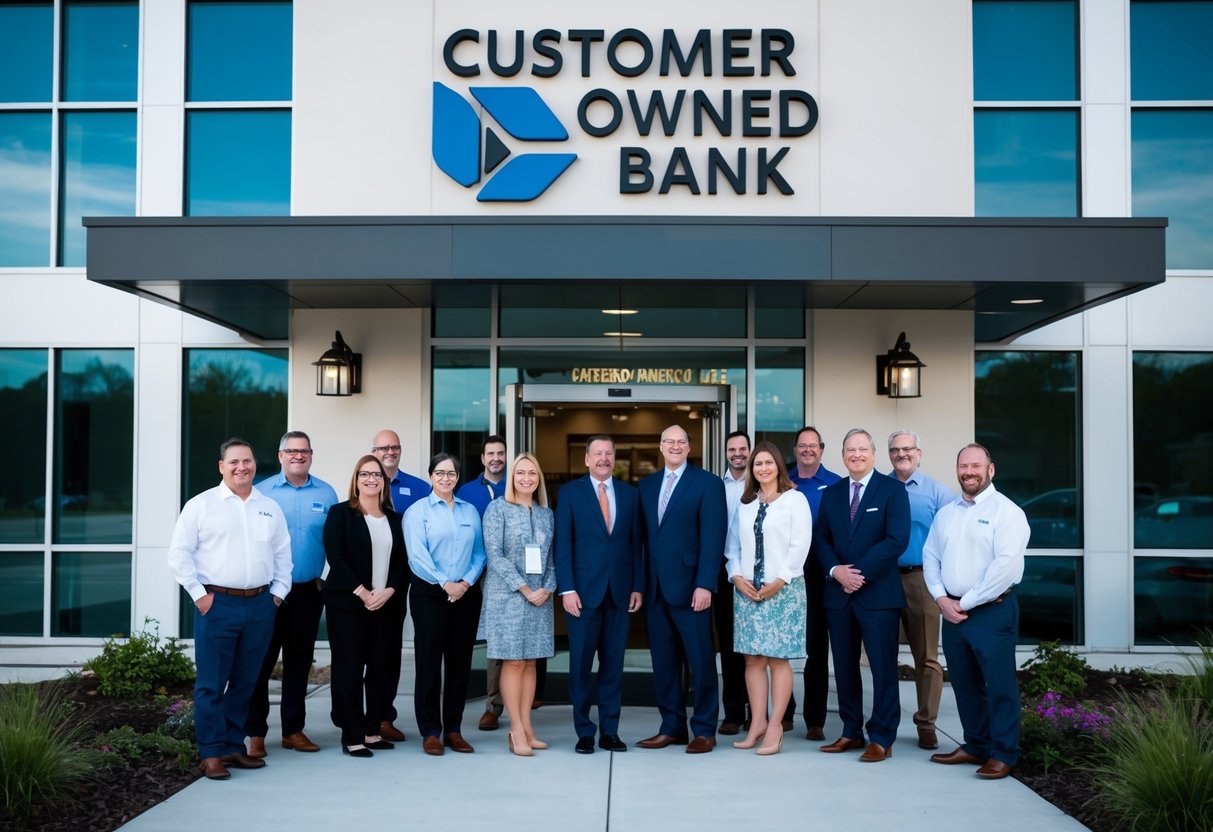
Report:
403,491,486,586
263,472,339,583
893,469,954,567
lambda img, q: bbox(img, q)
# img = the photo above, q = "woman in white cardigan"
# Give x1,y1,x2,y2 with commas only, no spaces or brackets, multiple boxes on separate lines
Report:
725,440,812,756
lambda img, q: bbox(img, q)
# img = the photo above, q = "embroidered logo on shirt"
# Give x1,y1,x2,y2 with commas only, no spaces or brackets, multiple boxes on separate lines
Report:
978,519,990,525
258,511,275,519
310,501,325,512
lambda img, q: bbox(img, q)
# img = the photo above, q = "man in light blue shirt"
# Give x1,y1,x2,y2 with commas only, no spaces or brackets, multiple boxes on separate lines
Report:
887,429,954,751
246,431,338,758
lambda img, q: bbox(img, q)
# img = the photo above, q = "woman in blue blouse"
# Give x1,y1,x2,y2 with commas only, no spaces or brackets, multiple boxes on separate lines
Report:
403,452,487,755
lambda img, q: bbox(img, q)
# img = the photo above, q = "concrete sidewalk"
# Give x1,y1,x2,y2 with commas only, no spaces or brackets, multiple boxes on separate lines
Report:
112,665,1088,832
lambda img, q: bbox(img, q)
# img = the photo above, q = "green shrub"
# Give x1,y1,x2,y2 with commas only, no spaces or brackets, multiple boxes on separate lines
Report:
94,726,196,771
83,617,194,698
1021,640,1090,698
1177,630,1213,707
0,682,95,818
1019,692,1113,774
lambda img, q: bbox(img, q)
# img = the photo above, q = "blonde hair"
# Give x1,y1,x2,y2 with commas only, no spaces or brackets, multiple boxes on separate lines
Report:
505,452,549,507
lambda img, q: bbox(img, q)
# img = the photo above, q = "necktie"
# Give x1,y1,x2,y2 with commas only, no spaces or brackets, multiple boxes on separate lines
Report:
658,471,676,523
849,481,862,523
598,481,612,533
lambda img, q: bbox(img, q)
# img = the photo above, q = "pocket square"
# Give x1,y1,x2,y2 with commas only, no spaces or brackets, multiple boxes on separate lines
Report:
865,507,879,512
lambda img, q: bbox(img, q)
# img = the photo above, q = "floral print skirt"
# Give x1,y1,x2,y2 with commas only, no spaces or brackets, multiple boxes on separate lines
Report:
734,576,807,659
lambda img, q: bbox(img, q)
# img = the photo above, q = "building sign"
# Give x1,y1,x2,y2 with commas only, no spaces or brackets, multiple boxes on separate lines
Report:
433,27,818,202
571,367,729,384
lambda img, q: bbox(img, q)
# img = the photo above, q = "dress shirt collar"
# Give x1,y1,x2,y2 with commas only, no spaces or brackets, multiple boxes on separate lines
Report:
664,462,687,477
217,481,257,502
961,482,999,508
723,469,746,484
267,471,317,490
591,474,614,492
425,490,466,509
849,470,875,489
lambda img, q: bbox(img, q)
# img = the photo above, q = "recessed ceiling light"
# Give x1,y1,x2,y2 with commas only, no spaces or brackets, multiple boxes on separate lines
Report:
602,308,639,315
1011,298,1044,305
603,331,642,337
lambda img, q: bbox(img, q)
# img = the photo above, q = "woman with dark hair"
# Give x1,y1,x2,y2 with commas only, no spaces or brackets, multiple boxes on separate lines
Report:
322,454,406,757
724,440,811,756
403,452,486,755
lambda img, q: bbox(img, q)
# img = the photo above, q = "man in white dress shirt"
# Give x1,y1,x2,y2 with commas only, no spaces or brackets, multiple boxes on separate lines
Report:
716,430,751,734
923,443,1030,780
168,438,292,781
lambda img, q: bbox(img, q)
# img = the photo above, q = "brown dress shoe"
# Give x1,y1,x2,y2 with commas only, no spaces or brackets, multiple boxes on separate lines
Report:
685,736,716,754
379,721,406,742
531,699,544,709
859,742,892,762
977,759,1013,780
718,721,742,736
246,737,267,758
422,736,445,756
917,728,939,749
819,736,866,753
636,733,689,749
781,717,795,732
199,757,231,780
478,711,500,731
444,732,474,753
221,752,265,769
930,747,984,765
805,726,826,741
281,731,320,752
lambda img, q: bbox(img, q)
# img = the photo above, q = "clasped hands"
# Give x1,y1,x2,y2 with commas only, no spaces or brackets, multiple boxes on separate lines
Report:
442,580,470,603
832,564,865,594
355,585,395,611
521,585,552,607
732,576,786,602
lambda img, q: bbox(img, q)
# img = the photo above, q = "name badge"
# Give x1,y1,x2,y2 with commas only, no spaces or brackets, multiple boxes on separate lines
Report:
525,544,542,574
310,501,325,513
399,487,411,496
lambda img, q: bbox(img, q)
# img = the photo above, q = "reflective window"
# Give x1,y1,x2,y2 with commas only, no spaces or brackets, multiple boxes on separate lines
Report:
0,552,44,636
0,351,48,544
755,346,804,453
51,551,130,637
58,111,136,266
975,109,1080,217
1131,1,1213,101
1017,555,1083,644
182,349,288,502
498,284,746,339
974,1,1078,101
976,351,1082,548
185,110,291,215
187,0,292,102
53,349,134,544
0,112,53,266
62,1,139,102
754,283,805,338
1131,110,1213,269
433,348,491,477
433,284,491,337
1133,352,1213,548
1135,556,1213,644
0,3,52,102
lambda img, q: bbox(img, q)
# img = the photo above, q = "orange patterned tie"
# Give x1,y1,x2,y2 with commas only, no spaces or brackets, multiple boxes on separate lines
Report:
598,481,612,533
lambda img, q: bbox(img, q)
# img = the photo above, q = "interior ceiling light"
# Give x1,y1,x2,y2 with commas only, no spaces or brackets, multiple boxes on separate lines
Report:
1011,298,1044,304
602,308,639,315
603,331,642,337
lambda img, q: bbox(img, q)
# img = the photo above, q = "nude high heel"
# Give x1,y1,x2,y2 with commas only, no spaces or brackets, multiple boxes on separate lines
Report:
756,736,784,756
509,733,534,757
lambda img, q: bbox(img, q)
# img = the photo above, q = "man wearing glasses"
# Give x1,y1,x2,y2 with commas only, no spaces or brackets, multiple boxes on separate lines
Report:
887,430,954,751
246,431,338,758
787,425,840,741
370,429,432,742
636,425,727,754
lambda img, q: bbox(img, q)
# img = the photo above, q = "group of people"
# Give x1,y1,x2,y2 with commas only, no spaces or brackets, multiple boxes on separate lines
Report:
167,422,1029,783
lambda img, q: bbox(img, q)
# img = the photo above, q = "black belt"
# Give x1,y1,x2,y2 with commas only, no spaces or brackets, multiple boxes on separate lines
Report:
205,584,268,597
899,565,923,574
946,588,1012,611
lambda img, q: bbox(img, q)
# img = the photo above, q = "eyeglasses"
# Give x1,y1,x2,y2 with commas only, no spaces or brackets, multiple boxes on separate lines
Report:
371,444,402,453
661,439,690,447
357,471,384,480
432,470,458,479
795,443,821,451
843,447,873,455
281,448,313,457
889,446,918,454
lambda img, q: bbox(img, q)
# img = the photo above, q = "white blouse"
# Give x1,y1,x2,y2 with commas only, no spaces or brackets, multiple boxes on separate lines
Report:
363,513,392,590
724,490,812,585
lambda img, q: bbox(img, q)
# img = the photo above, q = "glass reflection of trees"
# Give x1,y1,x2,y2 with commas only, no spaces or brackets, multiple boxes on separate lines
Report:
0,351,48,543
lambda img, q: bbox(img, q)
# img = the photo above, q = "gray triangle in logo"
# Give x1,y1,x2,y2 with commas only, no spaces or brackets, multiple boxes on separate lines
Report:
484,127,511,174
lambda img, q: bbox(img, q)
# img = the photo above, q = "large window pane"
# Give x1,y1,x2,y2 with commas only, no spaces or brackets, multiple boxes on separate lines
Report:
0,552,44,636
1132,110,1213,269
187,0,292,102
0,112,52,266
185,110,291,215
1133,352,1213,548
53,350,134,544
62,1,138,102
58,110,136,266
976,351,1082,548
51,551,130,637
1131,1,1213,101
1135,556,1213,645
0,351,48,544
0,3,52,102
976,110,1080,217
755,346,804,453
182,349,288,502
433,348,490,477
974,1,1078,101
1017,555,1083,644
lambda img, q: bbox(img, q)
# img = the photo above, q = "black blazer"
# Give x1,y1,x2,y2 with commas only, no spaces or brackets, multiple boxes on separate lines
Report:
322,502,407,611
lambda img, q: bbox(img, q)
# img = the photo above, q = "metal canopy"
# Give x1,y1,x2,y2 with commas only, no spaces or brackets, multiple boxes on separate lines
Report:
83,215,1167,342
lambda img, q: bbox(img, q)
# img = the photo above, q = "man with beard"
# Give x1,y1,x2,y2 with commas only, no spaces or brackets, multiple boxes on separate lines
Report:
716,430,751,735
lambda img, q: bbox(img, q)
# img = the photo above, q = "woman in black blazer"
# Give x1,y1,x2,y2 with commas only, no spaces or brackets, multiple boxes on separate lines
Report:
323,454,406,757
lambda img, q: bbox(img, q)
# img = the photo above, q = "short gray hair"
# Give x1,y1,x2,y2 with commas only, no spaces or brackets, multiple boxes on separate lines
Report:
887,429,921,449
842,428,873,450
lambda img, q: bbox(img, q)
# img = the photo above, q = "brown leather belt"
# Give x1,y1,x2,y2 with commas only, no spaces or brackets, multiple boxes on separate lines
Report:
205,584,268,597
946,588,1012,611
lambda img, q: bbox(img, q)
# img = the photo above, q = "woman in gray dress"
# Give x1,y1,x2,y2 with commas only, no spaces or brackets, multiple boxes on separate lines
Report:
481,452,556,757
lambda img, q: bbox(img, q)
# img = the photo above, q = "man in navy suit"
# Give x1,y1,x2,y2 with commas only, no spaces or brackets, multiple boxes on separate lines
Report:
815,428,910,762
555,434,644,754
636,425,728,754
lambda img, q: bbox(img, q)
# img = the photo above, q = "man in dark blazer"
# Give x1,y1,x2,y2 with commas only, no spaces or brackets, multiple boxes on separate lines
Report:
636,425,728,754
814,428,910,762
555,434,644,754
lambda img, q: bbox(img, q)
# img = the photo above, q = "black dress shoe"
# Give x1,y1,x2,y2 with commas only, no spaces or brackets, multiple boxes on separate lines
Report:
575,736,595,754
365,739,395,750
343,746,373,758
598,734,627,752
